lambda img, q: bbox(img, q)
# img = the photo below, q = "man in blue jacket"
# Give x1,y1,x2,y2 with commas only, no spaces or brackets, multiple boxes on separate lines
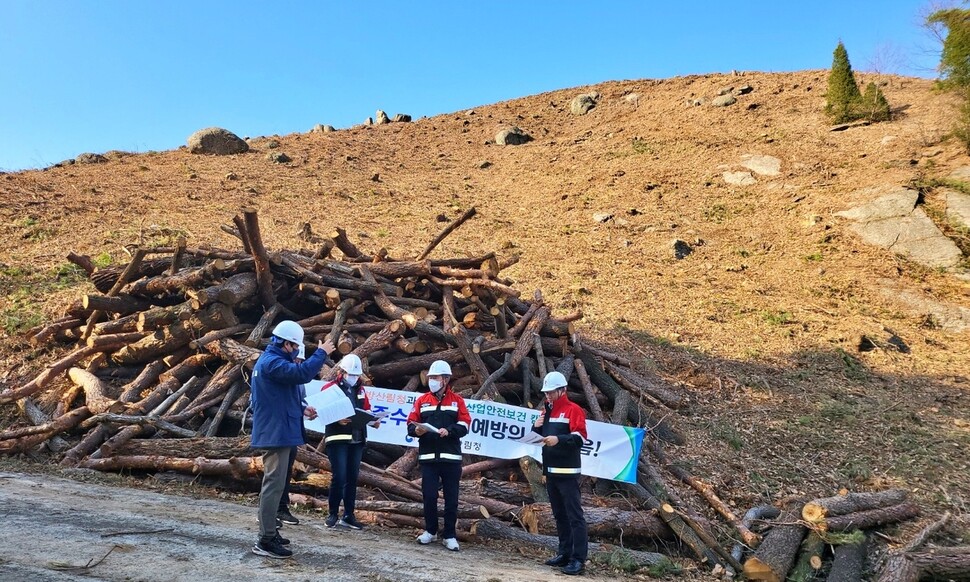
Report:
250,320,334,559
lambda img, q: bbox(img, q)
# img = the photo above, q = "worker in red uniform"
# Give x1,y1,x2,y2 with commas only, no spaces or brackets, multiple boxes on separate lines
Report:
406,360,471,552
532,371,588,575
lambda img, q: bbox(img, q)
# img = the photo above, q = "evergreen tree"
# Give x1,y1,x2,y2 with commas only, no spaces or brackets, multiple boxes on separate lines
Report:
861,82,891,122
928,8,970,152
825,42,865,123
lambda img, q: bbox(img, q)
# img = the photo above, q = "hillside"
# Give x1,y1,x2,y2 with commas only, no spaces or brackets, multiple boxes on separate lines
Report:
1,70,969,575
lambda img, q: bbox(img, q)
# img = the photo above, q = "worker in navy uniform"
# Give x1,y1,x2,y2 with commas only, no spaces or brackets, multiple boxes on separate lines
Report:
406,360,472,552
319,353,378,530
250,320,333,559
532,371,589,575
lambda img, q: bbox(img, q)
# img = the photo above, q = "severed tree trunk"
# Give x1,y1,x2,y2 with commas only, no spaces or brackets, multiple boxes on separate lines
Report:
115,436,252,458
67,367,123,415
802,489,909,523
788,530,825,582
743,510,807,582
519,502,670,539
518,455,549,503
826,533,867,582
821,502,920,532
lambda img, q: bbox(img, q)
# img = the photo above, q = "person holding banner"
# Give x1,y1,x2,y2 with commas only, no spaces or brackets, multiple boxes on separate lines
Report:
250,320,333,560
406,360,471,552
533,371,588,576
320,353,377,531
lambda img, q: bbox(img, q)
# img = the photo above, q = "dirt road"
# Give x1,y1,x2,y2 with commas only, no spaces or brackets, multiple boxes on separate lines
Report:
0,472,603,582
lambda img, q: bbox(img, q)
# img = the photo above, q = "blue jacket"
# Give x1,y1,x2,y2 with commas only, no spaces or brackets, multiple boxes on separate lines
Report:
250,342,327,449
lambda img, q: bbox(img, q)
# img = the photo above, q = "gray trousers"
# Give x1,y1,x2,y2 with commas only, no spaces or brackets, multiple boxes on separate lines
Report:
258,447,291,539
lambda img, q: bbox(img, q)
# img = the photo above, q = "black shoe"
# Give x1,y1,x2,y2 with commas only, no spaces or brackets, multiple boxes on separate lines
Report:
273,532,290,546
252,536,293,559
338,515,364,530
256,516,283,529
325,514,339,528
544,554,569,567
277,509,300,526
562,559,585,575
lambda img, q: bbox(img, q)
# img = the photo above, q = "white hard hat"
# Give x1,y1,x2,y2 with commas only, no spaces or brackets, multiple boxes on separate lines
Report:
271,320,305,345
297,344,306,360
338,354,363,375
428,360,452,376
541,371,568,392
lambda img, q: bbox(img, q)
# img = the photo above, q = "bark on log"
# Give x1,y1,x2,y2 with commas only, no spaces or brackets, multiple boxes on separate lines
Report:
187,272,257,309
573,359,606,422
30,317,83,347
386,448,419,478
787,531,825,582
331,227,364,259
350,320,405,360
604,361,684,410
802,489,909,523
519,502,670,539
67,367,123,415
821,502,920,532
189,324,253,350
1,342,128,405
365,260,432,279
82,413,197,438
743,510,807,582
874,512,952,582
82,248,148,339
82,294,153,315
509,307,550,369
79,455,264,479
112,303,238,365
518,456,549,503
417,207,476,260
118,360,168,402
0,407,91,454
115,436,252,458
826,534,867,582
242,209,277,309
472,518,676,570
908,548,970,580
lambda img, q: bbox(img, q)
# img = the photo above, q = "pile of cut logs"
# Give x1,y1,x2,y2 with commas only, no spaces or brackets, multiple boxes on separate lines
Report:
0,208,961,577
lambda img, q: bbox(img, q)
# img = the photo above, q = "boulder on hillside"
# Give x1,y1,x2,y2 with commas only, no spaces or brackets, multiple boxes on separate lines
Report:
944,189,970,229
311,124,336,133
836,187,963,269
711,94,737,107
570,93,599,116
496,127,532,146
266,151,291,164
75,153,107,164
740,154,781,176
376,110,391,125
723,171,756,186
392,113,412,123
187,127,249,155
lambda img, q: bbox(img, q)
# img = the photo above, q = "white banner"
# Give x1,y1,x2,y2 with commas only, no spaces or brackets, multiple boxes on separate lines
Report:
304,382,644,483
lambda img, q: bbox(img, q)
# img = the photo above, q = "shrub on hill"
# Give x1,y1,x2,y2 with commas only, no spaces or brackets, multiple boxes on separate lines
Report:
861,82,891,122
928,8,970,152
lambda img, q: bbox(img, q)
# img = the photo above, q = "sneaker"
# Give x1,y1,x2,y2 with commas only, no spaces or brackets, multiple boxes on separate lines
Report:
252,536,293,559
416,531,438,544
273,532,290,546
338,515,364,530
277,509,300,526
325,514,339,528
442,537,460,551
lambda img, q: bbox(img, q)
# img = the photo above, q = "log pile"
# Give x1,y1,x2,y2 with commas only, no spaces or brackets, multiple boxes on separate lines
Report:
0,208,951,576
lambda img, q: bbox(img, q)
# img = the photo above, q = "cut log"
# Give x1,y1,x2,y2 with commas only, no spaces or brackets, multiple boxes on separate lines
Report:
908,548,970,580
0,342,129,405
350,320,405,360
241,209,276,309
519,502,670,539
802,489,909,523
136,301,194,331
743,510,806,582
874,512,952,582
79,455,264,479
81,248,148,339
826,533,867,582
821,502,920,532
113,303,239,365
82,294,152,315
604,361,683,410
472,518,676,570
115,436,251,458
189,324,253,350
518,456,549,503
573,358,606,422
508,307,550,369
416,207,476,260
67,367,123,415
787,531,825,582
0,407,91,454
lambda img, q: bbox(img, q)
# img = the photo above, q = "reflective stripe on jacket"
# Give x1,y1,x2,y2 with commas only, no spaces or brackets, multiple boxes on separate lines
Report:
406,387,471,464
533,394,588,476
322,379,371,445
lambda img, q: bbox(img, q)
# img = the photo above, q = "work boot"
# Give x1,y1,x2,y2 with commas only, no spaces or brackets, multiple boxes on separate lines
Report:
544,554,569,567
252,535,293,559
273,532,291,546
277,508,300,526
562,559,585,575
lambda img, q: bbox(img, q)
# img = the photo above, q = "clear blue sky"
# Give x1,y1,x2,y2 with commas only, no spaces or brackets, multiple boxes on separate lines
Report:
0,1,943,171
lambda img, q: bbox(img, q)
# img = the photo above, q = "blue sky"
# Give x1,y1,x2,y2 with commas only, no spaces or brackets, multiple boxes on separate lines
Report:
0,1,944,171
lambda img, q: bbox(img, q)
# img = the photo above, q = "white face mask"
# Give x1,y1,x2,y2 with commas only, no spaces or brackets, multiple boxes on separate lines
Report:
344,375,360,386
428,379,444,393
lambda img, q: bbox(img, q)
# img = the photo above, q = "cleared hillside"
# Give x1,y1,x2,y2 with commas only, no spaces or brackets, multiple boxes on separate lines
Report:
1,69,969,557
